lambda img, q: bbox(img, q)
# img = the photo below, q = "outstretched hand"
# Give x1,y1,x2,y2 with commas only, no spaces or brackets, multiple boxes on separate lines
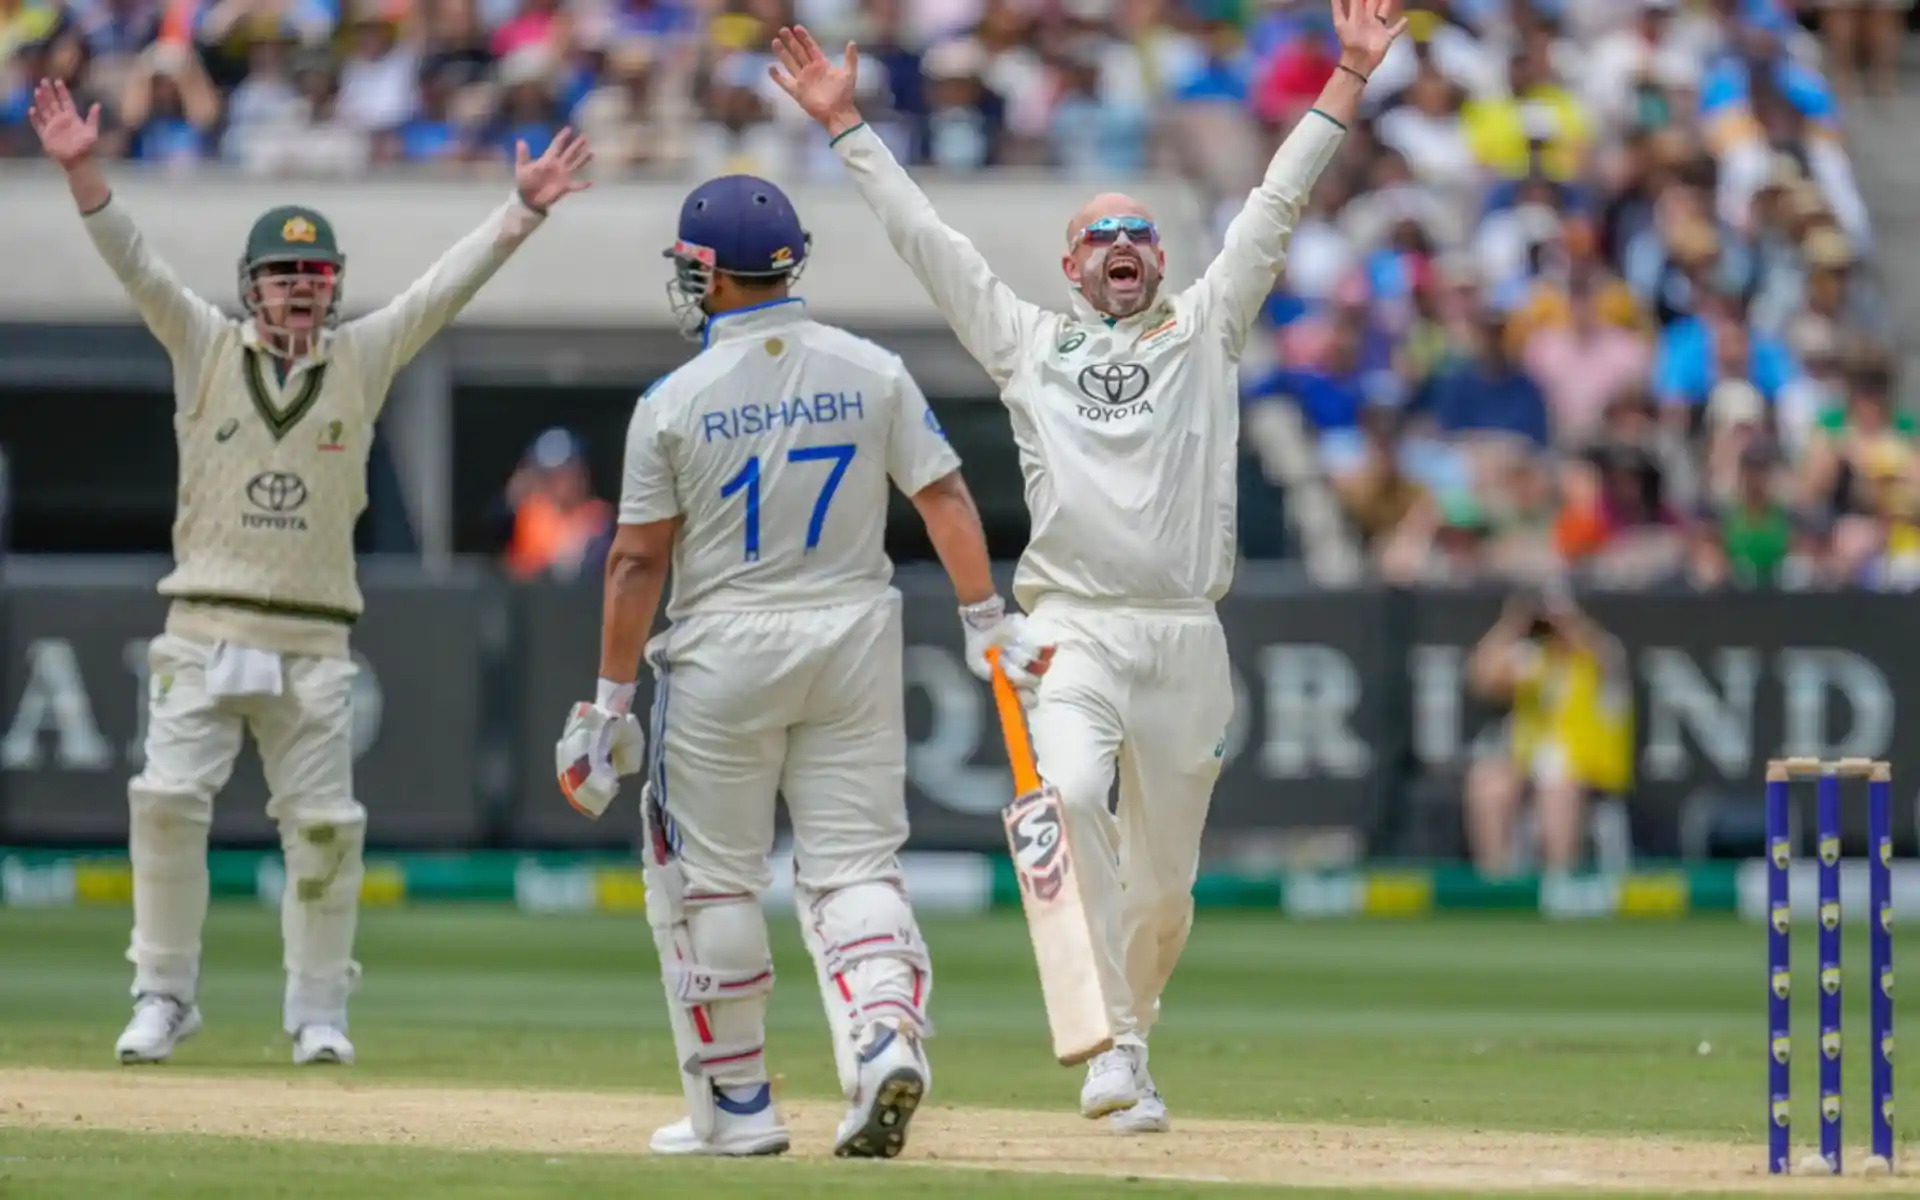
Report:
769,26,863,136
1331,0,1407,76
515,127,594,213
27,78,100,170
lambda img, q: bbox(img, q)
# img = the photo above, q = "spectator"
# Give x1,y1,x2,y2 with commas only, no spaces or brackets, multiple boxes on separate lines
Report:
1418,309,1551,450
121,39,221,166
921,36,1000,169
1464,589,1634,878
1375,59,1475,196
336,8,418,135
1523,271,1655,451
491,428,614,584
1813,0,1911,98
1460,42,1593,182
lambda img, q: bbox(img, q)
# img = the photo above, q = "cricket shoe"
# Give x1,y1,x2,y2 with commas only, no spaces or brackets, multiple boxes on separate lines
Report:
835,1020,929,1159
292,1024,355,1065
1079,1044,1151,1117
115,994,202,1064
1108,1088,1170,1134
650,1085,791,1157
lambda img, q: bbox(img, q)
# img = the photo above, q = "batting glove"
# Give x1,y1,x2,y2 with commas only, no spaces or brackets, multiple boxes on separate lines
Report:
556,679,647,819
960,595,1053,692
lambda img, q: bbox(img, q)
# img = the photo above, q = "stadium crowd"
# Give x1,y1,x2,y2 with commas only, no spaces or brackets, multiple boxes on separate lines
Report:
1,0,1911,591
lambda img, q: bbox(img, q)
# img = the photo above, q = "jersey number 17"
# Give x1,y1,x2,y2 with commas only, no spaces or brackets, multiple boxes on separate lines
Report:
720,443,856,561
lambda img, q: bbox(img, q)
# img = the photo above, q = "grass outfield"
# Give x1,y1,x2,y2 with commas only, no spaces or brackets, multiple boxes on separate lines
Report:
0,906,1909,1195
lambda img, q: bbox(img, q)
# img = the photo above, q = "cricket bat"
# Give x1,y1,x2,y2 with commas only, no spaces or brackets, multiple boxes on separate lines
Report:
986,647,1116,1067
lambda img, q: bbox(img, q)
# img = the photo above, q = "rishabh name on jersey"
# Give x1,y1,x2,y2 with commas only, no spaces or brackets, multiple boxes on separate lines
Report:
621,300,959,621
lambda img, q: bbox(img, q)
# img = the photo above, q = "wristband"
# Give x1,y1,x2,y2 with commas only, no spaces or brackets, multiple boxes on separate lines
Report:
1337,63,1369,84
596,678,637,714
959,595,1007,630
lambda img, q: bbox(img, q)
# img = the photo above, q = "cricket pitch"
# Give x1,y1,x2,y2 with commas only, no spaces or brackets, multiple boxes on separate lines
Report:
0,1067,1883,1193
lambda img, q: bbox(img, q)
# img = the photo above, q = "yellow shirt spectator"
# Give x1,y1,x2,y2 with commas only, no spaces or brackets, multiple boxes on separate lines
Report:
1462,87,1592,181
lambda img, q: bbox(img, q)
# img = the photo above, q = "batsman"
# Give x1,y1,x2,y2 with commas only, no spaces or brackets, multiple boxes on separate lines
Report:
772,0,1404,1132
29,78,592,1067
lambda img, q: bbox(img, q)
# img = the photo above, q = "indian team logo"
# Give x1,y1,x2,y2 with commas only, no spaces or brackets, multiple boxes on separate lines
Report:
771,245,794,268
282,216,318,244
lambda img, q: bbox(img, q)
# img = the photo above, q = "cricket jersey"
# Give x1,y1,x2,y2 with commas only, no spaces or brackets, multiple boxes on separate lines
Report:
82,192,547,657
833,111,1346,612
618,299,961,620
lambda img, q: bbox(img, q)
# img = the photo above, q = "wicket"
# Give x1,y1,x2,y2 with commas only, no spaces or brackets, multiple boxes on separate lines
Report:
1765,756,1895,1176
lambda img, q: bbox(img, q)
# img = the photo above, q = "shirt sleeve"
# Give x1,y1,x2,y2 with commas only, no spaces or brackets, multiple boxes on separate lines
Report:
831,123,1044,390
1190,107,1346,357
81,198,227,372
342,191,547,413
885,359,963,496
618,391,681,525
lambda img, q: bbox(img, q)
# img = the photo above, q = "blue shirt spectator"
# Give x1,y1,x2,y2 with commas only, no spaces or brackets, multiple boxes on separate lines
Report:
1654,315,1798,406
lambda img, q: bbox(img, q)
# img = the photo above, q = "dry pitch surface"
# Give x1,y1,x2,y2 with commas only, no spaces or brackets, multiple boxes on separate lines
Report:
0,1067,1900,1193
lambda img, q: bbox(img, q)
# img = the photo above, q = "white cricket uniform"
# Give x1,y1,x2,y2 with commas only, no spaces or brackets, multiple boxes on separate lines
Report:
83,191,546,1032
835,110,1346,1045
618,298,961,900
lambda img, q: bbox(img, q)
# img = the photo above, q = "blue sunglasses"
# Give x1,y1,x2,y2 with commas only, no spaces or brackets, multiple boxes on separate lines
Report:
1076,215,1159,247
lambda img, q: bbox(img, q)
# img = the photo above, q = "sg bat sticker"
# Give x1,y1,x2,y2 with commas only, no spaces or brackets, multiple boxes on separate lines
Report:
1005,788,1071,904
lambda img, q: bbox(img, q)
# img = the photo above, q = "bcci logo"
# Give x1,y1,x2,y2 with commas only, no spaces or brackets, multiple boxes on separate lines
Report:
1005,790,1070,903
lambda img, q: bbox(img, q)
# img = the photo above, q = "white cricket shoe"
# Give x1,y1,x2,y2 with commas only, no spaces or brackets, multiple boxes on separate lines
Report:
649,1085,790,1157
1109,1088,1170,1134
1080,1044,1150,1117
834,1020,929,1159
292,1025,355,1065
115,994,202,1064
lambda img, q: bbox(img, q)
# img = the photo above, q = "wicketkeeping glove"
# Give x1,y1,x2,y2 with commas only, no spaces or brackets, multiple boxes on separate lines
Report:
960,595,1053,693
555,680,647,819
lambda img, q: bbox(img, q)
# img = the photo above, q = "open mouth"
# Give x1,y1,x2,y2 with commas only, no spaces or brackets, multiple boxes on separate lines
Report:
284,299,319,325
1106,258,1141,286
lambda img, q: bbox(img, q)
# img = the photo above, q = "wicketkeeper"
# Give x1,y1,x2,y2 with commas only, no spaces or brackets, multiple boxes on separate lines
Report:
29,78,592,1067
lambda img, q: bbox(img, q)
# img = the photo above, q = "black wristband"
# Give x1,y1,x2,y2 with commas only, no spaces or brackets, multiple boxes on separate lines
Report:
1337,63,1369,85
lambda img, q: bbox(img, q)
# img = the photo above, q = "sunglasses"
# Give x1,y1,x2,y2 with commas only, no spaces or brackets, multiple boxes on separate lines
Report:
1075,215,1159,247
258,261,339,281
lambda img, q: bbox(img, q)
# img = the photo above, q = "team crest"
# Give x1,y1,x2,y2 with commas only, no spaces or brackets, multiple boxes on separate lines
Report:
282,216,318,244
771,245,794,268
318,420,346,451
766,338,784,357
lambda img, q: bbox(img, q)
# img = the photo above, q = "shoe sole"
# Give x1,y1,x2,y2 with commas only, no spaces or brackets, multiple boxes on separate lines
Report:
650,1135,790,1157
117,1011,202,1065
835,1067,925,1159
1108,1109,1171,1134
1080,1094,1142,1119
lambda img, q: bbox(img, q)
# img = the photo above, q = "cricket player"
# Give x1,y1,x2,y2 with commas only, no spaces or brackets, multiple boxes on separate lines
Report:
771,0,1405,1132
554,175,1050,1159
28,78,593,1067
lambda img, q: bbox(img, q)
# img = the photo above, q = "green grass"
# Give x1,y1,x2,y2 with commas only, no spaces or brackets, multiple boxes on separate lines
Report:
0,906,1906,1194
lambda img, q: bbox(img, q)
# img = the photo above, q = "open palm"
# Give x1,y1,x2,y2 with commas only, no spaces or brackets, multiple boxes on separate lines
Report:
27,78,100,169
769,26,860,132
514,126,594,212
1331,0,1407,75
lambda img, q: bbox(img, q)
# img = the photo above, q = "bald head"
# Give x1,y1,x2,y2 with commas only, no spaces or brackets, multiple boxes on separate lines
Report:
1066,193,1157,247
1063,192,1165,319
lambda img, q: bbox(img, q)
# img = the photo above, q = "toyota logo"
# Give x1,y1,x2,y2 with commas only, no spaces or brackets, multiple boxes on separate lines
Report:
246,471,309,513
1077,362,1151,406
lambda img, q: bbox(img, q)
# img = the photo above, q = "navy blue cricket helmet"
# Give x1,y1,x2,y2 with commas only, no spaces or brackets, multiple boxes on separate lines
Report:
665,175,811,337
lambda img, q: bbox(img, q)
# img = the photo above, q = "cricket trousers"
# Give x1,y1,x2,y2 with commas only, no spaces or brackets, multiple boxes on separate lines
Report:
643,590,912,898
128,631,367,1033
1024,596,1234,1047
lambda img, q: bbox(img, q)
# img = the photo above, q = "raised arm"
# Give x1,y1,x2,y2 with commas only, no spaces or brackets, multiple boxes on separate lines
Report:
346,129,593,406
1195,0,1403,354
771,27,1042,389
30,78,225,362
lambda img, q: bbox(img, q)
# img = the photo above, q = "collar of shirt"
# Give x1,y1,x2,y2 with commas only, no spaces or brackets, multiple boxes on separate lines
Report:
701,296,807,348
1066,286,1171,332
241,320,336,367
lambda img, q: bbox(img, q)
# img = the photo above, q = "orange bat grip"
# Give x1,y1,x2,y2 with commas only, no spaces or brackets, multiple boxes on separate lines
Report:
986,647,1043,796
